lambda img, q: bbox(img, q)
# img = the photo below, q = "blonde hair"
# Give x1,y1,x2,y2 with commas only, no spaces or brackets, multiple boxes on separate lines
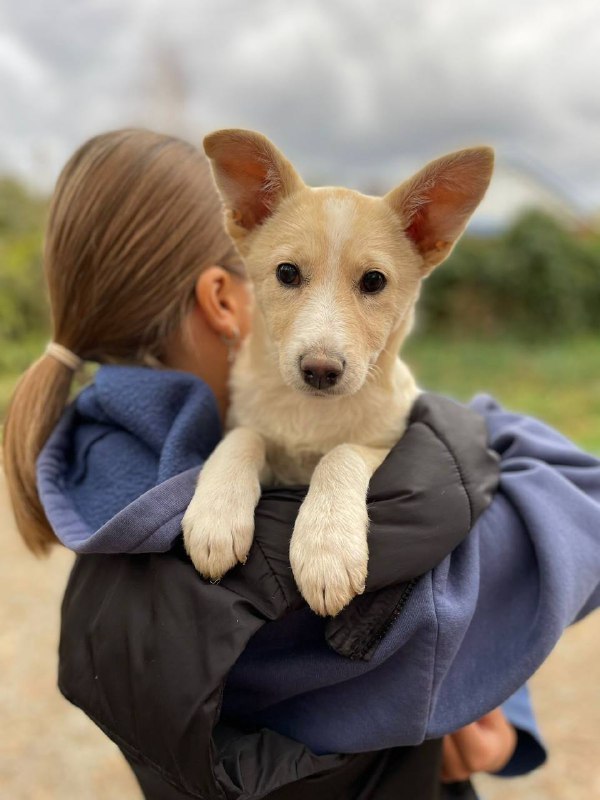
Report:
3,128,243,555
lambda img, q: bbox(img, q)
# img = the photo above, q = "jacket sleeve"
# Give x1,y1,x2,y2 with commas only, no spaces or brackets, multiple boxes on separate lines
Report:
423,396,600,737
246,398,599,755
496,684,547,777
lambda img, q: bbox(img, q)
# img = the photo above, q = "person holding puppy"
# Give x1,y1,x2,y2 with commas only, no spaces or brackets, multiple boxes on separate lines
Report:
3,129,598,800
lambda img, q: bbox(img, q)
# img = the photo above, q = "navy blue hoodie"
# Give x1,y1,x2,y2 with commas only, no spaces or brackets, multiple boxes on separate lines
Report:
38,366,600,766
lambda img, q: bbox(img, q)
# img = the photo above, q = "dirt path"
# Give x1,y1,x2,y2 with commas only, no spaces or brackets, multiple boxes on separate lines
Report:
0,471,141,799
0,470,598,799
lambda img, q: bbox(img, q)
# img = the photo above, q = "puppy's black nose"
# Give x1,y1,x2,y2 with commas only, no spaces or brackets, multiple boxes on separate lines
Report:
300,356,344,389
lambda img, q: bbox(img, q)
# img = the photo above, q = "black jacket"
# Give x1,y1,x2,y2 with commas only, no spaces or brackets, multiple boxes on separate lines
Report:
58,394,497,799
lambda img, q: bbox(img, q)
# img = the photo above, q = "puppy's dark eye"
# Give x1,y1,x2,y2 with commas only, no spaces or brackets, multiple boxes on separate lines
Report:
359,270,387,294
276,262,301,286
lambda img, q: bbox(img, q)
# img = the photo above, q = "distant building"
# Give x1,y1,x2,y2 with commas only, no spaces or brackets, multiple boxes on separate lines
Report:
470,158,581,235
330,154,584,237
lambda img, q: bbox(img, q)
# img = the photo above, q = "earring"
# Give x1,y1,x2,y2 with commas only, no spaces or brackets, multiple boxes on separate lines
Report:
221,327,240,364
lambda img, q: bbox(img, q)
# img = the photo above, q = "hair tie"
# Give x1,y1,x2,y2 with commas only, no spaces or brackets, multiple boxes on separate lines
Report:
45,342,84,372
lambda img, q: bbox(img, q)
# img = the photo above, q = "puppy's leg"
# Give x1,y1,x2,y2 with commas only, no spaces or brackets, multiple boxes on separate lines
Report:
289,444,388,617
182,427,268,580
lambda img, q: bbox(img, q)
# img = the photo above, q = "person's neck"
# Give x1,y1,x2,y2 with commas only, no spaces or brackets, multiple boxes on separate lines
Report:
162,338,229,424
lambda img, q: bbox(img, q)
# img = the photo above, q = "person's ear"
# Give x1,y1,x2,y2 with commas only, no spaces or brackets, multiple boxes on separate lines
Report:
193,266,250,341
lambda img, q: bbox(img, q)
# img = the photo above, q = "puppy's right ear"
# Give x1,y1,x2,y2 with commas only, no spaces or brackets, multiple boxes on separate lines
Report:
203,129,304,236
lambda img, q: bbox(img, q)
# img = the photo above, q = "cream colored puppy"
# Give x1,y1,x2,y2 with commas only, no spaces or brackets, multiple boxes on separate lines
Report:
182,130,493,616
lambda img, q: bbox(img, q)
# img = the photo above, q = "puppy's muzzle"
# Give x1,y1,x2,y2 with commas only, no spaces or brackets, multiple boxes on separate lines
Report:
300,355,345,390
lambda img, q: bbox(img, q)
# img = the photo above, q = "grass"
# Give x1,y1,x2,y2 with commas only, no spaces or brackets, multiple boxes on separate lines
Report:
403,335,600,454
1,334,599,453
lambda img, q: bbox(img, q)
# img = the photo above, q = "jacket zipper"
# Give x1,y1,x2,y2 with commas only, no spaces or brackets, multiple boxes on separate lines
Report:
352,577,420,661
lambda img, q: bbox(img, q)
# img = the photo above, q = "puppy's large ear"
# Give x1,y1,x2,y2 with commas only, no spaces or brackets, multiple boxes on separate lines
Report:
203,129,304,236
385,147,494,274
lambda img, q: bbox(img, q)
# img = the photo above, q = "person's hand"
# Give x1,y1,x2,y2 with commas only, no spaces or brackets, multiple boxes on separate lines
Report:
441,708,518,783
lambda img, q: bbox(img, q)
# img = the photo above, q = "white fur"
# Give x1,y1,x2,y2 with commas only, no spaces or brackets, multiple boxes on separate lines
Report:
324,196,356,271
229,315,417,483
182,427,268,578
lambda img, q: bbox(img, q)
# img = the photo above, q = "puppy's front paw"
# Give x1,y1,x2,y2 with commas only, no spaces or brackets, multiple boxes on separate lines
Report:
182,477,259,581
289,499,369,617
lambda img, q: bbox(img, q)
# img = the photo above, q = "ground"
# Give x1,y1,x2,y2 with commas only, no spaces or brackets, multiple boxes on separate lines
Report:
0,469,598,799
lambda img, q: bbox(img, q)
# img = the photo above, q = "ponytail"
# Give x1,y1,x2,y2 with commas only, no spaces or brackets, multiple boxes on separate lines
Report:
1,128,244,557
3,354,75,554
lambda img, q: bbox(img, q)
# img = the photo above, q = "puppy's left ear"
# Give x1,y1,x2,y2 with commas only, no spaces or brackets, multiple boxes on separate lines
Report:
203,129,304,238
385,147,494,275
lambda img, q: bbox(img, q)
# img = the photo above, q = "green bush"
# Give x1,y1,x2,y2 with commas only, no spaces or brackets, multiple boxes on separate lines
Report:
0,179,49,356
0,176,598,350
420,210,600,338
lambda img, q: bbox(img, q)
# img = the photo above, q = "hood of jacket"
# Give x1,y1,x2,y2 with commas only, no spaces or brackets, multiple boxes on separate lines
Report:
37,366,222,552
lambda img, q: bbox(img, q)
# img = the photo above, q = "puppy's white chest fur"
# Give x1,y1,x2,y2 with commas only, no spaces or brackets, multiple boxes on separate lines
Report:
227,329,419,485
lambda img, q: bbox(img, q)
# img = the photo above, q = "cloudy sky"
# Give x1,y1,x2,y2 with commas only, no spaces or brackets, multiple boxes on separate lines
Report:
1,0,599,212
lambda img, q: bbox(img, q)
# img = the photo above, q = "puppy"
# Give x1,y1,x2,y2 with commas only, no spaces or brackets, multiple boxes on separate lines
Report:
182,130,493,616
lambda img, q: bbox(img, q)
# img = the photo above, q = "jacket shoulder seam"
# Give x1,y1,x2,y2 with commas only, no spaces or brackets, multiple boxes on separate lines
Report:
423,572,442,739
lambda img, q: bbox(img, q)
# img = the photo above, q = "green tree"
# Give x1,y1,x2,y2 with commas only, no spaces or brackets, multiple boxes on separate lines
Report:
420,210,600,338
0,179,49,345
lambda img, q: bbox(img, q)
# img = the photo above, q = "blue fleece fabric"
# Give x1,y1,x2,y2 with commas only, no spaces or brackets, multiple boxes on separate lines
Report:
61,366,222,533
38,366,600,770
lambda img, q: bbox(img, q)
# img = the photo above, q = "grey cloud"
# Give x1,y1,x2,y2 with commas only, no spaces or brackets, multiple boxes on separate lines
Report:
0,0,598,209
